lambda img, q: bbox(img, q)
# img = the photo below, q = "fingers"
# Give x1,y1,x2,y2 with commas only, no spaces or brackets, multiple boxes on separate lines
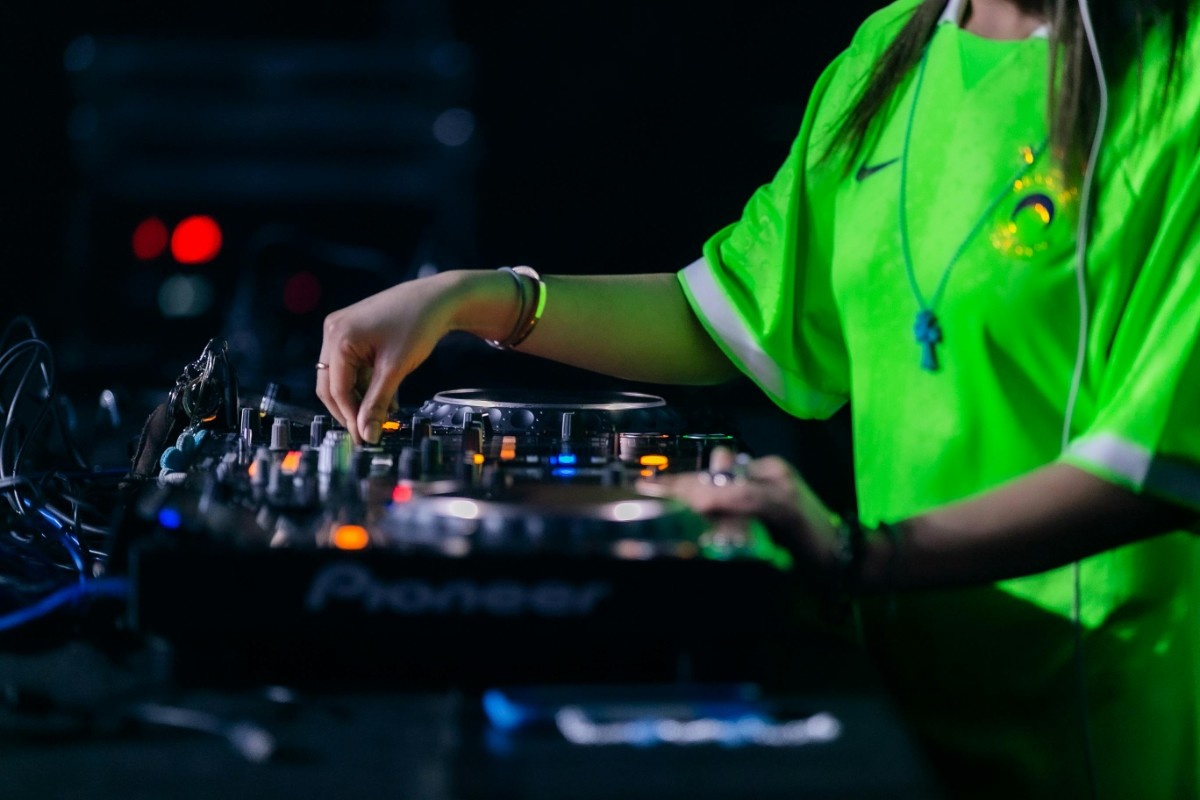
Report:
704,447,798,484
315,279,449,443
640,467,767,517
316,310,369,443
356,366,403,445
708,446,738,474
637,454,838,579
637,450,809,529
315,346,402,446
683,477,768,516
744,455,797,483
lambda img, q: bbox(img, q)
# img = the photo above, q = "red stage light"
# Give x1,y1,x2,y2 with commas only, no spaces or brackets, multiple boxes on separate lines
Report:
282,271,322,314
170,215,223,264
132,217,169,261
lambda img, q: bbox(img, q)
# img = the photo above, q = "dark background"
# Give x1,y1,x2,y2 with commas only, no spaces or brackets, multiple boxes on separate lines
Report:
0,1,873,507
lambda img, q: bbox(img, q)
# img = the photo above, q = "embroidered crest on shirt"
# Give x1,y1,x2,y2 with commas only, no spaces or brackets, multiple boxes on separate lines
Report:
990,154,1079,258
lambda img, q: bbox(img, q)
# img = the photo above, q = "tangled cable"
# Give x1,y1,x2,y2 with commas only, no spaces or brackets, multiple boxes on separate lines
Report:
0,317,128,634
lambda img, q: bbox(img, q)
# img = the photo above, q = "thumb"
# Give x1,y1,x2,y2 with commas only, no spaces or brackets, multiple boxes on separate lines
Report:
357,368,403,444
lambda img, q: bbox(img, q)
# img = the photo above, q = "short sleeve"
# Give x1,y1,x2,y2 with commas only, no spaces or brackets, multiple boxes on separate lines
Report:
1061,135,1200,510
677,52,852,420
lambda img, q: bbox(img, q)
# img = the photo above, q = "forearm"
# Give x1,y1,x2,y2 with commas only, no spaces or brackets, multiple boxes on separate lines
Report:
448,269,739,385
857,462,1198,591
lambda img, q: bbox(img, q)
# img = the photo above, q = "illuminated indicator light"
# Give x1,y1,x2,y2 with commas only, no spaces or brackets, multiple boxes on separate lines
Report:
611,502,644,522
640,468,655,478
382,420,401,431
333,524,370,550
1022,147,1035,164
447,499,480,519
472,453,485,465
281,450,302,473
248,461,259,479
170,215,223,264
157,507,183,529
639,455,669,468
483,690,528,731
551,467,577,478
132,217,169,260
1013,180,1024,190
392,483,414,503
1032,204,1051,224
282,270,322,314
500,436,518,461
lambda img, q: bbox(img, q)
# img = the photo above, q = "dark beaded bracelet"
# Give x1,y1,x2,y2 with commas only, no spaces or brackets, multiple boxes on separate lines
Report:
832,514,867,601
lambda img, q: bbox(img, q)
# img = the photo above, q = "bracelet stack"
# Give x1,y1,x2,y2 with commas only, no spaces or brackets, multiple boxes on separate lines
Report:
831,514,867,603
828,516,904,617
486,266,546,350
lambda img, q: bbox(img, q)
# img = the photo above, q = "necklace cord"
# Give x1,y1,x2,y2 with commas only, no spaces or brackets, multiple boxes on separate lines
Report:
897,36,1049,370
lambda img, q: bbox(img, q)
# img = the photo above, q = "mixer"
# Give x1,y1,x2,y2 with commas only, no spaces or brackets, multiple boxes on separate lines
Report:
116,340,812,688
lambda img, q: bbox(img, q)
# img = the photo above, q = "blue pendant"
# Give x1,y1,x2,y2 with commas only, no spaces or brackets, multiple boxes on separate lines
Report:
913,309,942,371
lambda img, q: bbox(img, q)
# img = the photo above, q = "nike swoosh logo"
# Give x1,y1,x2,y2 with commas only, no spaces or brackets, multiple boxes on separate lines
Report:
855,157,900,182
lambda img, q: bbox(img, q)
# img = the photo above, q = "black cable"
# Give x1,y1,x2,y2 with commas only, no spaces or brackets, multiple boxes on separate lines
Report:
0,322,117,581
0,339,55,485
0,316,40,362
0,319,90,472
4,341,56,481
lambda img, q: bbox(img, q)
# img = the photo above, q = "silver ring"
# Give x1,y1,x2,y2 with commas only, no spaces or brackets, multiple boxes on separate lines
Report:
315,362,329,370
711,470,739,487
698,470,741,487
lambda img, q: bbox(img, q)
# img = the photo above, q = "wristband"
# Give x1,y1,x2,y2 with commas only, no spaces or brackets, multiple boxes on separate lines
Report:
828,517,904,619
487,266,545,350
508,266,545,348
485,267,529,350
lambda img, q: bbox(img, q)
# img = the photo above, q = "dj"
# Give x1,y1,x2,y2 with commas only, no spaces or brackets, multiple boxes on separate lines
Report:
316,0,1200,796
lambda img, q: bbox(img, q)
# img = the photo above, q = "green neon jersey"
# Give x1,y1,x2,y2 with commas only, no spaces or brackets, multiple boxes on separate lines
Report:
678,1,1200,796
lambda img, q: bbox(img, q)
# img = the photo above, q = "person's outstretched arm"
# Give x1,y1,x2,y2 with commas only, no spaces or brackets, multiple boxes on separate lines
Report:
316,269,738,444
647,451,1197,592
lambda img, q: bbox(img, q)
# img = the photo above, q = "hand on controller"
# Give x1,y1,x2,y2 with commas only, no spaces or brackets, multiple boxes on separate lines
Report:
637,446,842,588
316,274,462,445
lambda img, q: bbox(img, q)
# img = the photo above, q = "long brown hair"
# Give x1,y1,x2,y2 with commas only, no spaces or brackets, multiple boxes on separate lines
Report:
825,0,1193,172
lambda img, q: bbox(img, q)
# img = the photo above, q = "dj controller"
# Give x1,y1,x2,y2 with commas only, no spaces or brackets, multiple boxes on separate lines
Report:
116,340,815,688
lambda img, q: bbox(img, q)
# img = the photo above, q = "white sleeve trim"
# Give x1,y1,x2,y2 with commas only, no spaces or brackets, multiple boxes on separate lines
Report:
1065,433,1200,510
679,257,844,418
